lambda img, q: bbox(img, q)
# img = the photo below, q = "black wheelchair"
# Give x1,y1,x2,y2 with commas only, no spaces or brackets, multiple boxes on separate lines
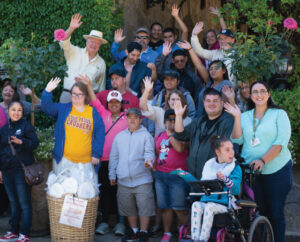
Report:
184,164,274,242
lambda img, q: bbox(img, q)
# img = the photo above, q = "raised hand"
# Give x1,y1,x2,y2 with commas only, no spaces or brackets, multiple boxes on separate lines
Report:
143,76,153,92
10,136,22,145
176,40,192,50
19,85,32,96
76,74,92,87
45,77,61,92
209,6,221,16
147,63,156,71
222,85,235,103
144,159,154,168
192,22,204,35
171,4,180,18
224,102,241,118
174,100,187,117
70,13,83,30
114,28,126,43
162,41,172,56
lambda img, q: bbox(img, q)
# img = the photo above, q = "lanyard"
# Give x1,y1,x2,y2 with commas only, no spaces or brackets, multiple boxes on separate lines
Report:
252,109,267,140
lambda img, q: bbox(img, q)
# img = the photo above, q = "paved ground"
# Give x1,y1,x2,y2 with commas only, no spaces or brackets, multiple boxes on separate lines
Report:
0,167,300,241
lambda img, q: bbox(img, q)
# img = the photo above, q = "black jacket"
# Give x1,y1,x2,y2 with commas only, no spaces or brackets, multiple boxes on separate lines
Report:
174,111,234,179
0,118,39,173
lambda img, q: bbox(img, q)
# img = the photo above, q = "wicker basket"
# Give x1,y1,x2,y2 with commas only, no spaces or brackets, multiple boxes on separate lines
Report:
47,194,99,242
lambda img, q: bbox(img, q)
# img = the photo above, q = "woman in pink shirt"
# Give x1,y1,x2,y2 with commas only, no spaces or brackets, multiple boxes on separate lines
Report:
79,75,127,236
153,109,189,242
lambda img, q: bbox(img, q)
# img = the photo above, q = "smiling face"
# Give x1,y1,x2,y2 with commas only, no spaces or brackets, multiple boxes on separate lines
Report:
86,37,102,58
250,83,270,107
108,99,122,115
173,55,187,70
163,31,176,45
2,85,15,103
163,76,179,91
218,34,234,50
206,31,217,47
209,62,226,81
127,49,141,65
8,102,23,122
134,32,150,49
126,113,142,132
168,93,181,109
240,83,250,99
151,24,162,40
203,94,223,119
215,141,235,164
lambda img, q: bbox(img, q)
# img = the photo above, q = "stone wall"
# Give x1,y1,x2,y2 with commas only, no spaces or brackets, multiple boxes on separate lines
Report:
118,0,222,48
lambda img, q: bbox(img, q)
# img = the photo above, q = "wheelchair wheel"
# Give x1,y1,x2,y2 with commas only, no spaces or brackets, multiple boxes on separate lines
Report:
247,216,274,242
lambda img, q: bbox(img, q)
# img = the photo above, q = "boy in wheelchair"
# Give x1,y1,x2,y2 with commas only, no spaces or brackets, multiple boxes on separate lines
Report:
173,136,242,241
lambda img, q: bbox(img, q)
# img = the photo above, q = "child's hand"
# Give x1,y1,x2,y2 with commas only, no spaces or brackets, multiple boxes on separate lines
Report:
144,159,154,168
216,172,225,180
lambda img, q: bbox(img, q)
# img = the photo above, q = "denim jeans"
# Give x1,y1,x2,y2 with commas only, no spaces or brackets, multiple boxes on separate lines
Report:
254,160,293,242
2,171,32,236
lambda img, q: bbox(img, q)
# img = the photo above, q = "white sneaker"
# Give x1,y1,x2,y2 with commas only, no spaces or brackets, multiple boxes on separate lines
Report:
95,222,109,235
114,223,126,236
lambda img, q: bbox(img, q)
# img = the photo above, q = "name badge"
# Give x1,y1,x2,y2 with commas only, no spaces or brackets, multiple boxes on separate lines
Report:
251,138,260,147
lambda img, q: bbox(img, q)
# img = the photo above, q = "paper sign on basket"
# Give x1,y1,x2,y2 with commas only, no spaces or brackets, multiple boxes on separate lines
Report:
59,195,88,228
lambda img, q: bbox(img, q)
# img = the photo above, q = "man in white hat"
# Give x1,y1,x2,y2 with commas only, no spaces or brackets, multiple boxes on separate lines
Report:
59,13,107,103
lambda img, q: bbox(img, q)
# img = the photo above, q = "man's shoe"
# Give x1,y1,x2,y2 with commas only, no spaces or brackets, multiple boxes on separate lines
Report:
16,234,30,242
122,230,138,242
0,232,19,242
95,222,109,235
137,231,149,242
114,223,126,236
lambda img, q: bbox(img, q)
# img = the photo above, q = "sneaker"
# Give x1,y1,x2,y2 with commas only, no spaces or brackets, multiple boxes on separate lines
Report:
114,223,126,236
161,233,171,242
122,230,138,242
0,232,19,242
137,231,149,242
95,222,109,235
16,234,29,242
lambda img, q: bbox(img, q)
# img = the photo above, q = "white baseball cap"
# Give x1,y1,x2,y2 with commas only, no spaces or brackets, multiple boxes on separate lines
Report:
107,90,122,102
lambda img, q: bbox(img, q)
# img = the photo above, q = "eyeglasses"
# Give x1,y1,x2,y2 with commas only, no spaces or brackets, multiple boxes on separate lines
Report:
71,93,85,98
251,90,268,95
174,59,185,64
166,117,175,122
135,35,149,40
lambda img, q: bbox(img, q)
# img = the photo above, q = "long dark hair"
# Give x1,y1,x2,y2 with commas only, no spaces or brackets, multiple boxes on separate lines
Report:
248,80,282,110
202,29,218,49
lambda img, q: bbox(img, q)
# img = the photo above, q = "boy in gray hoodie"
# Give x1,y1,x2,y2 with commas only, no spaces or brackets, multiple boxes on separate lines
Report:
109,108,155,242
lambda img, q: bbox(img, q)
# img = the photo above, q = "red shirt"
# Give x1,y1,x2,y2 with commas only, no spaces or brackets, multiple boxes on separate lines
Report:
96,90,140,112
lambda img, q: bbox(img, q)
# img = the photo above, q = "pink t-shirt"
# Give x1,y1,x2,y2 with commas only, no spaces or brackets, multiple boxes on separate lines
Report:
155,131,188,173
90,99,128,162
96,90,139,112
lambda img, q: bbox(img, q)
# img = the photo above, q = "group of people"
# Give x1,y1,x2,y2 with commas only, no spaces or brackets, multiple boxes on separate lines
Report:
0,5,293,242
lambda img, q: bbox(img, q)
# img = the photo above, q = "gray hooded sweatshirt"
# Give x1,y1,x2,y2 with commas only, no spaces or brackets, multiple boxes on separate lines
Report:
109,126,155,187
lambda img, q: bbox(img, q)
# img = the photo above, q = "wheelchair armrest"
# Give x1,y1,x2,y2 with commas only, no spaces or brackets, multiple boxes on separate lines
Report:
236,200,257,208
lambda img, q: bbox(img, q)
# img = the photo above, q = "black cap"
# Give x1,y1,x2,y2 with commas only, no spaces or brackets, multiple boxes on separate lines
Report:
162,70,180,80
164,109,176,122
126,108,142,118
109,64,126,77
218,29,234,39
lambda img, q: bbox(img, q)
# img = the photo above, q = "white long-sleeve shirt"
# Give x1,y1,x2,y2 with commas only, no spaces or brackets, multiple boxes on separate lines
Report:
60,37,106,92
191,35,236,88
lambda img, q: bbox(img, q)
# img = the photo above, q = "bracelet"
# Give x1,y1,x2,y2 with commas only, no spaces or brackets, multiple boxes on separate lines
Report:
260,158,265,164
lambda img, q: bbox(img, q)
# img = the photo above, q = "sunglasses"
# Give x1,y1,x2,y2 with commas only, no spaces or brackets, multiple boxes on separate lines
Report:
135,35,149,40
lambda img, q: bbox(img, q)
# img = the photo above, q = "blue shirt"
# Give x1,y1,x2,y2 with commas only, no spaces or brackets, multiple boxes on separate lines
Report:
107,59,152,93
231,108,291,174
111,42,159,63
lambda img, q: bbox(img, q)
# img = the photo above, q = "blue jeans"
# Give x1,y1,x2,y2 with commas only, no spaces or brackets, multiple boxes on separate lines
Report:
153,171,190,210
2,171,32,236
254,160,293,242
